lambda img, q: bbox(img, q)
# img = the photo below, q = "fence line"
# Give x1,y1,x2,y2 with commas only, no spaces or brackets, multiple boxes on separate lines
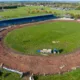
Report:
3,66,23,78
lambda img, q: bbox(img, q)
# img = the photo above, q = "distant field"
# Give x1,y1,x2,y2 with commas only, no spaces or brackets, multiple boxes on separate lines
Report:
36,69,80,80
0,69,21,80
51,8,80,15
0,6,80,20
0,6,51,20
4,21,80,55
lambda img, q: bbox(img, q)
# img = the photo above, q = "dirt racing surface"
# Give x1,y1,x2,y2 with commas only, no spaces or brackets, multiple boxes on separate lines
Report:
0,20,80,75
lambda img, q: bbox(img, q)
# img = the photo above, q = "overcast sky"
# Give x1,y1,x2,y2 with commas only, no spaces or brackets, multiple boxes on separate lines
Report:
0,0,80,1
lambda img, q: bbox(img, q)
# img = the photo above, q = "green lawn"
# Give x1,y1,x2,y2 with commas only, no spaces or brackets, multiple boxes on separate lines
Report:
0,69,22,80
4,21,80,55
36,69,80,80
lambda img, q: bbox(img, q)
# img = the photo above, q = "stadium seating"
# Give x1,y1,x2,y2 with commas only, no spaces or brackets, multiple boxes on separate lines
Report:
0,14,57,28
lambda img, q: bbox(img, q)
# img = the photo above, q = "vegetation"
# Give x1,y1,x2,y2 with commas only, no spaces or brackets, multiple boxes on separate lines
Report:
4,21,80,55
36,69,80,80
0,69,22,80
0,6,51,20
0,5,80,20
1,64,80,80
1,68,80,80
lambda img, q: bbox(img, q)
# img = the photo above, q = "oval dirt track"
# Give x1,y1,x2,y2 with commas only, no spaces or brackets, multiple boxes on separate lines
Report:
0,20,80,75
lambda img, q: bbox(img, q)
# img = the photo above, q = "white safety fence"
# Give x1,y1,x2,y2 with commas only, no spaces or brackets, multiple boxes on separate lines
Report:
3,66,23,78
2,66,34,80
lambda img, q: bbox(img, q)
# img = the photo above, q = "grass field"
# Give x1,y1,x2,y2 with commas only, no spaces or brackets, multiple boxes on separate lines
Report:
0,6,80,20
4,21,80,55
36,69,80,80
0,69,21,80
0,6,51,20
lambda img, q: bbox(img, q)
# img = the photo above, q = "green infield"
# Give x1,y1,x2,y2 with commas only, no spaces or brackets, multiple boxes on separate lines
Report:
36,69,80,80
0,69,21,80
4,21,80,55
